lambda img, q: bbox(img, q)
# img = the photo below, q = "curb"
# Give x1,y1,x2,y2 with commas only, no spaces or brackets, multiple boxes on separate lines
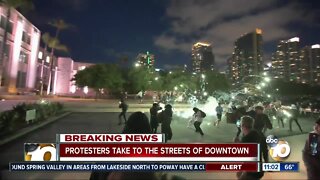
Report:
0,112,72,146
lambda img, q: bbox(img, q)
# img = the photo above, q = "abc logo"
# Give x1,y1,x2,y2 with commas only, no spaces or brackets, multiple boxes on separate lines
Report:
266,135,291,161
24,143,56,161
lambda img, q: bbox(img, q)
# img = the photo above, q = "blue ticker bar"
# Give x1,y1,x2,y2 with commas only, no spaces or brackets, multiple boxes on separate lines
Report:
279,162,299,172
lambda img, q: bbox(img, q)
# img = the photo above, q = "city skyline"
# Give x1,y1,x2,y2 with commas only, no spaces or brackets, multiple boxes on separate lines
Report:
24,0,320,70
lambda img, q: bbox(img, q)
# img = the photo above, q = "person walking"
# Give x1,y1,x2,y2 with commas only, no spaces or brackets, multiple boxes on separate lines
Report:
150,103,162,133
137,90,143,103
248,106,273,134
303,118,320,180
289,104,303,132
214,103,223,126
118,99,128,125
158,104,173,142
192,107,205,136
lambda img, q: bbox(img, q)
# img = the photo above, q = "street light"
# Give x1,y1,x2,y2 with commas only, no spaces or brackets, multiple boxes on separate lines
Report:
263,72,267,76
267,94,271,98
264,77,271,82
260,82,266,87
135,63,140,67
180,84,183,87
155,77,159,81
201,74,206,79
169,71,172,74
174,86,178,91
203,92,208,96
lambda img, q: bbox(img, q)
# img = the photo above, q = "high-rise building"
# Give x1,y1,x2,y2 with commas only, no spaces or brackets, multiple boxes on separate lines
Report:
298,44,320,85
229,29,263,83
310,44,320,84
191,42,214,73
0,6,40,93
271,37,300,82
135,51,155,68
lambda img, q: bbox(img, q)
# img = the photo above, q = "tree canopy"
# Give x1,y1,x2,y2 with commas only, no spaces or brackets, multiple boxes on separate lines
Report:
73,64,124,94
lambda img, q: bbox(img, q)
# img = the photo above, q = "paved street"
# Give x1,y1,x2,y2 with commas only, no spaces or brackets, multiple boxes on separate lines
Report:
0,110,316,180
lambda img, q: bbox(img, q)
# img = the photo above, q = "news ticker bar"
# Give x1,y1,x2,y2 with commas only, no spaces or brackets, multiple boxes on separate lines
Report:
10,162,258,172
25,143,259,162
262,162,299,172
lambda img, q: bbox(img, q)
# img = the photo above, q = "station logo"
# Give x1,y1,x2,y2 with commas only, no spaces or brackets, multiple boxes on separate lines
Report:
266,135,291,161
24,143,57,161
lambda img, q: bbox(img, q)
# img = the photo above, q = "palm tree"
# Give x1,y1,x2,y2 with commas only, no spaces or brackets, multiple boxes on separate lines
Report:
46,19,73,94
41,32,68,95
0,0,33,86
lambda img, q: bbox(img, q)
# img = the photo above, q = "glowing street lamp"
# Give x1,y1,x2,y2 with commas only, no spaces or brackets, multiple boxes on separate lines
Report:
263,72,267,76
260,82,266,87
203,92,208,96
267,94,271,98
244,87,248,93
169,71,172,74
135,63,140,67
201,74,206,79
155,77,159,81
180,84,183,87
174,86,178,91
264,77,271,82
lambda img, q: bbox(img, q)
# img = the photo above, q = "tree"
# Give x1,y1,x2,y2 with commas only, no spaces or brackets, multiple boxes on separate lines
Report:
46,19,74,95
41,32,68,95
204,71,231,93
0,0,33,87
73,64,124,99
127,67,153,93
163,69,197,92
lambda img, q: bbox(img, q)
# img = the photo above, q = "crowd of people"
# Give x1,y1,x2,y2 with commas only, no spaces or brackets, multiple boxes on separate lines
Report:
113,97,320,180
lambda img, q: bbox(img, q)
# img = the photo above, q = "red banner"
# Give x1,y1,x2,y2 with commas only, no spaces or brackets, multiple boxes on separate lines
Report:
59,143,258,162
206,162,258,172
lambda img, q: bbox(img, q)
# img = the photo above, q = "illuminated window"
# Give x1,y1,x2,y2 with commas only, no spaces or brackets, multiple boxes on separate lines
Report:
38,51,43,59
19,51,28,64
45,56,50,63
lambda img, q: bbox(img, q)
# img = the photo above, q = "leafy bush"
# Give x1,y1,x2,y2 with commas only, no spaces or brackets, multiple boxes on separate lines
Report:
0,101,64,138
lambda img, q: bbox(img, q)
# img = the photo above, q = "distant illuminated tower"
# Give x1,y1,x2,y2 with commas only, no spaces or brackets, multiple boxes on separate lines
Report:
136,51,155,68
192,42,214,73
272,37,300,82
230,29,263,84
298,44,320,85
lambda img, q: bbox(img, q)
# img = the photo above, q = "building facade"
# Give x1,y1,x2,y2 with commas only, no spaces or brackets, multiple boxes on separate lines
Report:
135,51,155,68
192,42,214,73
0,6,40,93
229,29,263,84
298,44,320,85
55,57,95,96
271,37,300,82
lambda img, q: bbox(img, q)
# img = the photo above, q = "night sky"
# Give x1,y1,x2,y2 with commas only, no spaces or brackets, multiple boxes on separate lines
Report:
25,0,320,71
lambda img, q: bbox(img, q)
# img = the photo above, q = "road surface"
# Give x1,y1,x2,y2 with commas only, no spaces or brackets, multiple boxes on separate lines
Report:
0,111,316,180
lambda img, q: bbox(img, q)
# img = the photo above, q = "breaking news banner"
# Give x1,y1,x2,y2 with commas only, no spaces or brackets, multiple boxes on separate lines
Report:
262,162,299,172
58,143,258,162
58,134,164,143
9,162,259,172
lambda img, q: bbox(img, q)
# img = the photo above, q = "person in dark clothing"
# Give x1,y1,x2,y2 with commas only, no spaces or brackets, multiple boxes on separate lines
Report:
90,112,185,180
234,116,267,180
289,104,303,132
248,106,273,134
118,99,128,125
150,103,162,133
158,104,173,142
303,118,320,180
